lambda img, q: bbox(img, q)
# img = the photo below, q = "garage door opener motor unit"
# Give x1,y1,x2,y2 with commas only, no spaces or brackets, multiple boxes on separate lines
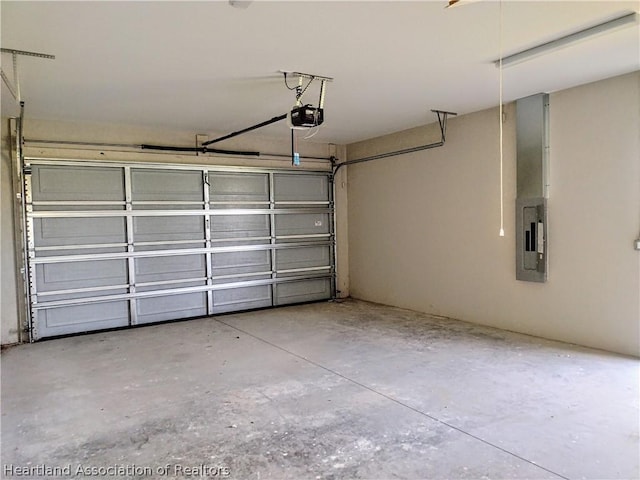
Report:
284,71,330,130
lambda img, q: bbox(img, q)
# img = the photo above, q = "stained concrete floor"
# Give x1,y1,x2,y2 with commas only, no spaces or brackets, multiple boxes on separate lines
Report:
1,299,638,480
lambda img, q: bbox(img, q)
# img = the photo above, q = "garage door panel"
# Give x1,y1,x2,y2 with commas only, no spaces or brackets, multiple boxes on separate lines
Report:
35,217,126,246
274,174,329,203
136,291,207,324
211,239,269,249
37,288,129,303
212,285,272,313
131,169,203,202
32,166,124,201
275,213,330,237
212,250,271,277
211,273,272,285
36,260,128,291
211,215,270,239
210,173,269,203
276,246,331,273
26,162,333,339
134,243,205,252
135,255,206,283
276,279,332,305
136,280,207,293
33,205,125,212
37,247,127,258
36,301,129,337
133,216,205,242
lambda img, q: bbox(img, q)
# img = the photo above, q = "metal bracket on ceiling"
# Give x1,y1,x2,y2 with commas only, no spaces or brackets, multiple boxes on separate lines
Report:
333,109,457,175
433,109,457,142
280,70,334,83
280,70,333,107
0,48,56,103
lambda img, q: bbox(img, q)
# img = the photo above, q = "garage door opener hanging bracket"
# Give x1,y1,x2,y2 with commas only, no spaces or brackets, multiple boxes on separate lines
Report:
1,48,56,103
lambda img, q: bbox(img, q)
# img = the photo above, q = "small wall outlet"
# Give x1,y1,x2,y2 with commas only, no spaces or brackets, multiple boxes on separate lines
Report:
635,239,640,251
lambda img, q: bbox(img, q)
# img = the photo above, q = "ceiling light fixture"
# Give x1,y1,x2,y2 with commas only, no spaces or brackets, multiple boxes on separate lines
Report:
496,12,638,67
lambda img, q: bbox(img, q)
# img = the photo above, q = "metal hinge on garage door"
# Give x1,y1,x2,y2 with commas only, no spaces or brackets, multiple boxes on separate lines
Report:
22,158,335,340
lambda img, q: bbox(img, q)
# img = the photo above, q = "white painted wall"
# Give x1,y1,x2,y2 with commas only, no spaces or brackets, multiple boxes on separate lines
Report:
347,72,640,357
0,119,349,344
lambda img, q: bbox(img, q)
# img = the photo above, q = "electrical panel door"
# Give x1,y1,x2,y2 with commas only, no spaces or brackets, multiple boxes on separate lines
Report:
516,197,547,282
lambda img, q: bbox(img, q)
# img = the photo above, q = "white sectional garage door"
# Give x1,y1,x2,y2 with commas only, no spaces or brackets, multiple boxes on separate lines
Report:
25,158,334,340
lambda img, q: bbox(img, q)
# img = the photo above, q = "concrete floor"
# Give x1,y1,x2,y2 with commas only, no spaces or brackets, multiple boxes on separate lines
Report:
1,299,638,480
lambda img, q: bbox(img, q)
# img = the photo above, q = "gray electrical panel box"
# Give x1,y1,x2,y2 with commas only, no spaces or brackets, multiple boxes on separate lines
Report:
516,93,549,283
516,197,547,282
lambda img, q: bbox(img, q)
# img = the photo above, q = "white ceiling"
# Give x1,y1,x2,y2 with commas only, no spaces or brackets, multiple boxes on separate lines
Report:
1,1,639,145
